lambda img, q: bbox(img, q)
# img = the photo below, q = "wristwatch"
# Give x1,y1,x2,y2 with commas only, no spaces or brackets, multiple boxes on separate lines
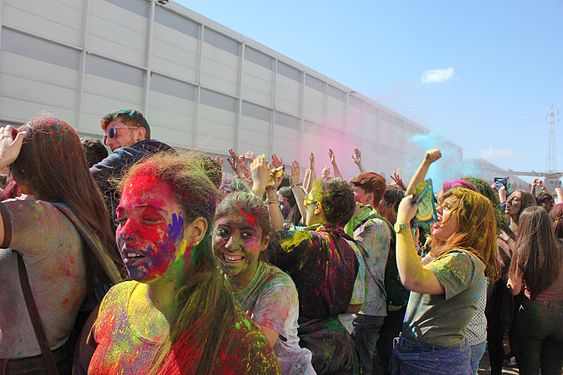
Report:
394,222,410,234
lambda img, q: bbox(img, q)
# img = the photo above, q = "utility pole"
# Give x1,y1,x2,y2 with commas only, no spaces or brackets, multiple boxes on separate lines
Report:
546,105,559,172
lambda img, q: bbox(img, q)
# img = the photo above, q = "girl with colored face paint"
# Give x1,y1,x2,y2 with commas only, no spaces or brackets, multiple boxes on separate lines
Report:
213,192,316,375
83,154,281,375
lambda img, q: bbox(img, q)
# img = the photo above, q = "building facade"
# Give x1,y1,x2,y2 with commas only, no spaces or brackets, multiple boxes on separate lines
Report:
0,0,462,176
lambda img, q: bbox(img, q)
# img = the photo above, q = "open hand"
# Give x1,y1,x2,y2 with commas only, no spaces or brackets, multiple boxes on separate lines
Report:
0,125,27,169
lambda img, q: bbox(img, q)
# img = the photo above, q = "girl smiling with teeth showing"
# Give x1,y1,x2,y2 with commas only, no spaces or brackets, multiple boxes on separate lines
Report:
83,153,281,375
213,192,316,375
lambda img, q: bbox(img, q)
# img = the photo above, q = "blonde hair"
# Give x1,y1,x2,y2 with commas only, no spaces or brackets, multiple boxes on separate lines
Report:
431,188,499,279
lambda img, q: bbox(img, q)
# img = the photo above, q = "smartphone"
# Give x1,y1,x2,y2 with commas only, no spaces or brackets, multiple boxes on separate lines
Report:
494,177,508,190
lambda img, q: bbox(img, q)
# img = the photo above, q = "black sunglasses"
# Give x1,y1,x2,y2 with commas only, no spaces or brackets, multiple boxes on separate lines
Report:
103,126,138,142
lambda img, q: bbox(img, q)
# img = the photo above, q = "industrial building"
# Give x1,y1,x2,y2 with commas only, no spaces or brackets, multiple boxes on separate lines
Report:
0,0,499,179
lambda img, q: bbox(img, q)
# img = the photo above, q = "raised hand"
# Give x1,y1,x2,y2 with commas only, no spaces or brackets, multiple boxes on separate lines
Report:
424,149,442,164
309,152,315,170
321,166,331,180
328,148,336,164
227,148,239,174
271,154,283,169
390,170,407,191
250,154,270,196
352,147,361,165
0,125,27,169
290,160,301,186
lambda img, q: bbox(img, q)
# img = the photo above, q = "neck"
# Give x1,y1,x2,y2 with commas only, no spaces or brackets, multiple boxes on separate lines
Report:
145,264,185,323
230,262,259,291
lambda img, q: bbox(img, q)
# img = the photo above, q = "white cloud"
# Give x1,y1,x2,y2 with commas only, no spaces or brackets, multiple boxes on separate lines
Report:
421,67,455,84
480,146,513,160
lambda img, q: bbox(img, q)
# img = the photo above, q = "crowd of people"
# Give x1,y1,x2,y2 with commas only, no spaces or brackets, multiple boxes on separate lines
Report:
0,109,561,375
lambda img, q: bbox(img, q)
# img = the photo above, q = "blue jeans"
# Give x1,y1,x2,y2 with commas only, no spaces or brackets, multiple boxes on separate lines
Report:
514,298,563,375
352,314,385,375
469,341,486,374
391,336,472,375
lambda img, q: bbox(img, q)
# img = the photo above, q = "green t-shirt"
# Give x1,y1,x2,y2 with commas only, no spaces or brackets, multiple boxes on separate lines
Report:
402,251,486,347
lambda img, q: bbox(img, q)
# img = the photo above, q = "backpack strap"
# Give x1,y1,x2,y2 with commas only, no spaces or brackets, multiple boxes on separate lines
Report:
16,253,60,375
52,203,123,285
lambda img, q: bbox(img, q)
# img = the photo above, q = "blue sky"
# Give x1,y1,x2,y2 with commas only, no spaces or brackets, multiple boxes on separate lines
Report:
176,0,563,177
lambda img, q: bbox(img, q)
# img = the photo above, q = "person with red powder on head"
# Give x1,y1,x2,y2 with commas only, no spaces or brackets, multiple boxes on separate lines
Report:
213,191,316,375
82,153,281,375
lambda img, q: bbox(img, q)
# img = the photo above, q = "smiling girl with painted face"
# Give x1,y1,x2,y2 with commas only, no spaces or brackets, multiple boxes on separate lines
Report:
213,192,316,375
393,188,498,374
85,154,281,375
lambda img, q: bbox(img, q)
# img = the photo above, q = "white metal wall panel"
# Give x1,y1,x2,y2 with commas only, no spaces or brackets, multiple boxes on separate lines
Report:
81,74,144,133
0,27,81,122
275,73,300,116
148,73,196,148
242,47,273,108
196,89,236,153
239,101,270,156
152,8,199,83
88,0,148,67
201,29,239,96
327,86,345,129
2,0,83,47
379,110,396,146
303,75,325,124
273,112,299,161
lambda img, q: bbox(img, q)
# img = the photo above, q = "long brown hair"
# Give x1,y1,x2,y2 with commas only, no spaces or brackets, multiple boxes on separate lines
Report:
430,188,499,279
509,206,562,299
549,203,563,240
120,153,237,375
10,115,122,285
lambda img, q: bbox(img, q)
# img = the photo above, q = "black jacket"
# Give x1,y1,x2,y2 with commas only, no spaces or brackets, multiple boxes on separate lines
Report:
90,139,175,228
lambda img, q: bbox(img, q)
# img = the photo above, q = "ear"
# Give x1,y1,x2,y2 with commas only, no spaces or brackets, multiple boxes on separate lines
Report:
136,127,147,141
260,235,270,252
314,201,323,215
185,216,208,246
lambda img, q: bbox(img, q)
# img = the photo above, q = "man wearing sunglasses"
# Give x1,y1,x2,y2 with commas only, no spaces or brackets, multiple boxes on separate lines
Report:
90,109,174,229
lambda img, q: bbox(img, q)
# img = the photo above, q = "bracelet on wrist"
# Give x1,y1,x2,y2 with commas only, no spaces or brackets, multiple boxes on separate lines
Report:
267,199,278,204
291,182,303,188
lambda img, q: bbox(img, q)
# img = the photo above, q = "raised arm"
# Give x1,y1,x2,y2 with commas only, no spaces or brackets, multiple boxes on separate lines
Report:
290,160,307,221
0,125,27,247
328,148,343,179
266,185,284,232
395,195,444,294
405,149,442,195
250,155,270,198
352,147,365,173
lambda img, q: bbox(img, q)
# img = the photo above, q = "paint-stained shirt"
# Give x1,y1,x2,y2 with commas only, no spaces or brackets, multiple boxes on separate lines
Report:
0,199,87,357
403,250,486,348
272,224,361,321
271,224,361,374
89,280,281,375
233,262,316,375
345,205,390,317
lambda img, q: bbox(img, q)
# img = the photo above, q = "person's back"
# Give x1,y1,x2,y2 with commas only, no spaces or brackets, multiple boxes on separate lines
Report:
0,199,86,358
0,117,120,373
271,178,361,375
